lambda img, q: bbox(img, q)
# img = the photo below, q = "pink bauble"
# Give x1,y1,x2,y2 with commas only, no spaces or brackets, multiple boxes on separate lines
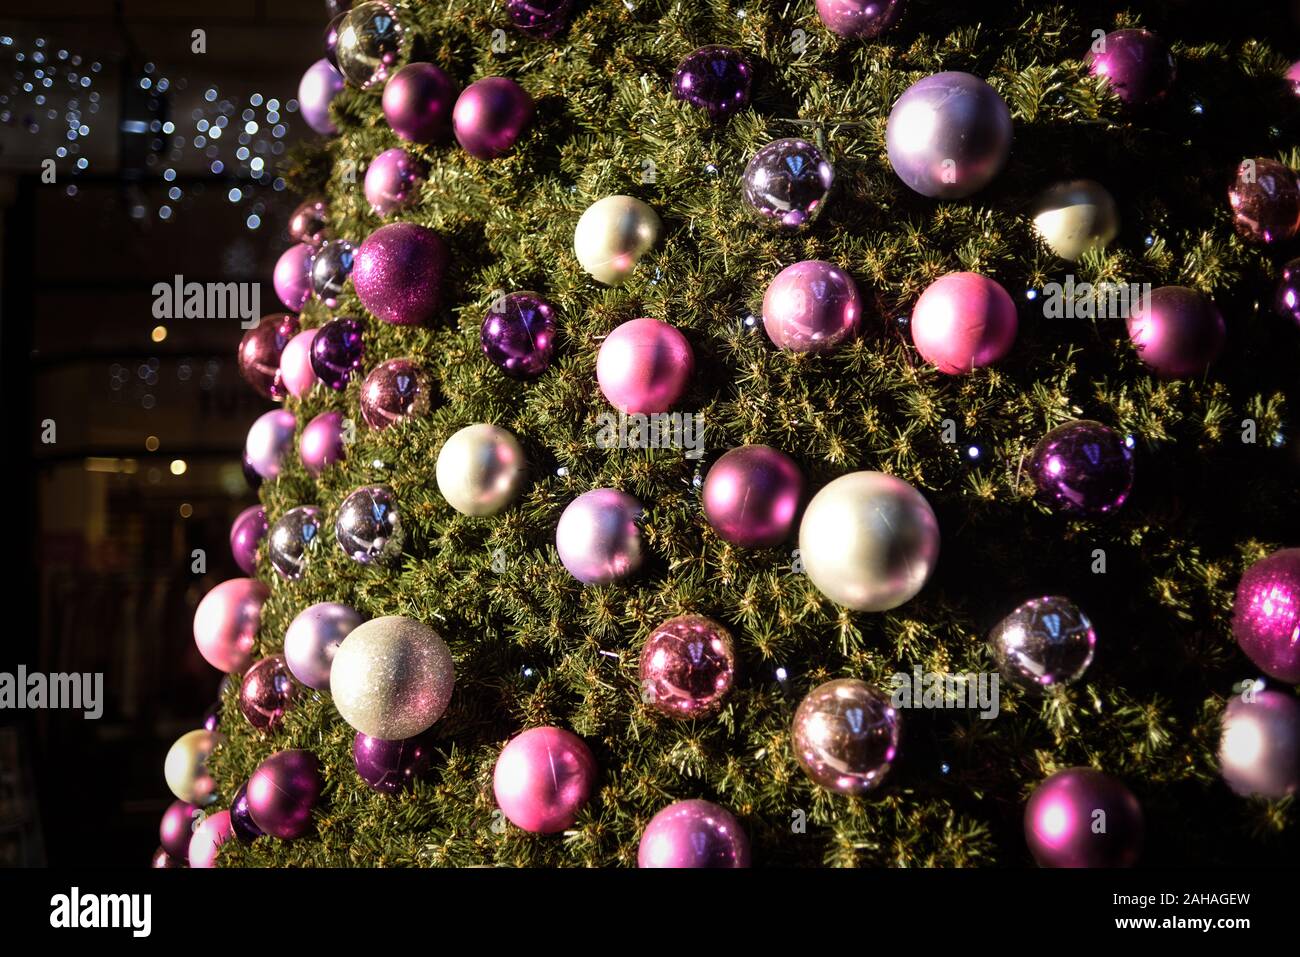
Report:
247,750,324,840
1232,548,1300,684
555,488,645,585
452,76,535,160
364,147,427,217
273,243,314,312
279,329,320,399
193,577,269,673
188,809,233,869
596,317,694,414
383,61,457,143
159,799,201,861
245,409,298,480
761,259,861,353
353,222,450,326
493,726,596,833
1126,285,1225,379
299,410,347,477
702,444,804,547
911,272,1018,374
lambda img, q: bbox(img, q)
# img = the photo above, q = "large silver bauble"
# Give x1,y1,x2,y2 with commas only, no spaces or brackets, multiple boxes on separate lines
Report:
573,195,661,286
335,1,409,91
435,423,528,517
1032,179,1120,261
988,595,1096,689
330,615,454,739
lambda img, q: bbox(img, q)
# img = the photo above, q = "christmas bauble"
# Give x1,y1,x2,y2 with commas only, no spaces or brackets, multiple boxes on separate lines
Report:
508,0,574,38
989,596,1096,689
238,654,297,731
702,444,804,547
354,222,450,325
330,615,455,739
193,578,268,673
596,317,694,414
229,505,267,576
1232,549,1300,683
247,750,323,840
493,726,596,833
159,799,201,860
230,781,263,842
911,271,1018,374
638,799,750,868
639,614,736,719
353,729,437,794
792,679,900,793
886,71,1012,199
798,471,939,611
1028,420,1134,516
435,423,528,517
288,198,329,247
1126,285,1225,379
672,45,753,119
761,259,862,353
245,409,297,480
364,147,426,217
310,316,365,390
188,809,233,868
300,409,347,477
335,1,409,91
238,312,298,399
1288,60,1300,97
452,76,534,159
556,488,645,584
742,137,834,230
481,290,556,378
285,601,362,690
164,729,223,805
1032,179,1121,261
360,358,431,430
310,238,355,308
298,58,345,135
1086,29,1175,108
273,243,314,311
268,506,324,580
1277,258,1300,327
382,62,456,143
335,484,403,564
1024,768,1143,867
1218,690,1300,799
573,195,661,286
1228,158,1300,244
816,0,905,38
243,451,263,491
279,328,319,399
151,846,184,868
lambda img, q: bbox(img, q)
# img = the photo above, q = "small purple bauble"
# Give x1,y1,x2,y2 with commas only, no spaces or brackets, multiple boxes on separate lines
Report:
742,138,834,230
702,444,804,547
238,654,297,731
230,781,264,843
886,71,1012,199
911,271,1018,374
1228,158,1300,245
508,0,574,38
360,358,431,430
267,505,324,580
1029,420,1134,516
1024,768,1144,868
353,730,437,794
1276,258,1300,327
452,76,535,160
159,799,201,860
1232,549,1300,684
300,409,347,477
816,0,905,39
364,147,426,217
298,58,345,135
382,62,456,143
273,243,314,312
310,316,365,390
481,291,556,378
288,198,330,247
1126,285,1225,379
354,222,450,325
639,614,736,719
555,488,645,585
284,601,362,690
493,726,596,833
638,799,750,868
229,504,267,576
1219,690,1300,799
1086,29,1176,108
279,328,320,399
247,749,324,841
762,259,862,353
245,409,298,480
672,45,753,120
310,238,356,309
238,312,298,399
596,317,694,414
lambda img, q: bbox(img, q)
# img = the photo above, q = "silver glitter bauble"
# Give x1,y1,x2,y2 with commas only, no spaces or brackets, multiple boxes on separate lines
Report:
330,615,454,739
268,506,324,581
988,595,1096,689
435,423,528,516
310,238,355,309
335,484,403,565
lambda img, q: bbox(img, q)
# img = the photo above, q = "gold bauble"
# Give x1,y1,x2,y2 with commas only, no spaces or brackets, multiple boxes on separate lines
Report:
435,423,528,517
573,195,662,286
163,729,223,805
1032,179,1120,261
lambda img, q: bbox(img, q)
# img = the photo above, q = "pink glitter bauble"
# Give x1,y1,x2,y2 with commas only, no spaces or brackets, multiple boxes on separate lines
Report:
702,444,804,547
493,726,596,833
273,243,314,311
1232,548,1300,684
353,222,450,326
639,614,736,718
193,577,269,673
279,328,320,399
188,809,233,869
596,317,694,414
911,271,1018,374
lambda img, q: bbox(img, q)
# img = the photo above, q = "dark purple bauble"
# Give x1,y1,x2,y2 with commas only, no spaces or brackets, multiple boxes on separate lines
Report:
1276,258,1300,328
310,317,365,390
452,76,535,160
229,504,267,576
268,505,324,581
159,799,201,860
353,730,437,794
230,782,264,843
360,358,432,430
382,62,456,144
324,12,345,69
672,45,753,120
238,313,299,400
1126,285,1225,379
354,222,450,325
1024,768,1144,868
242,451,263,491
1232,549,1300,684
238,654,298,730
310,238,356,308
481,291,557,378
151,846,185,868
507,0,574,38
742,138,835,230
1086,28,1176,107
1229,158,1300,245
246,749,323,841
1029,420,1134,516
816,0,905,39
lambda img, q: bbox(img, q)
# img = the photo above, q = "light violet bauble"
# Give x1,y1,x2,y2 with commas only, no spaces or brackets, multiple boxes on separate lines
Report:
298,58,345,135
159,800,201,861
273,243,314,311
330,616,455,739
452,76,535,159
164,729,223,805
1126,285,1225,379
742,137,835,230
798,471,939,611
493,726,596,833
238,654,297,731
188,809,233,868
1024,767,1143,867
288,198,330,246
360,357,431,430
702,444,804,547
910,271,1018,374
1032,179,1121,261
354,222,450,325
792,678,900,793
481,290,557,378
435,423,528,517
638,799,750,868
1232,549,1300,684
335,484,404,565
989,596,1097,689
238,312,298,399
193,577,268,673
1085,29,1176,108
284,601,362,690
229,504,267,576
762,259,862,353
639,614,736,718
246,749,324,840
245,409,297,480
672,45,752,120
310,238,355,309
573,195,661,286
382,61,456,143
555,488,645,585
364,147,426,217
596,317,694,414
1218,690,1300,799
300,409,347,477
268,505,324,581
1228,157,1300,245
335,1,409,91
815,0,905,39
279,328,319,398
1029,420,1134,516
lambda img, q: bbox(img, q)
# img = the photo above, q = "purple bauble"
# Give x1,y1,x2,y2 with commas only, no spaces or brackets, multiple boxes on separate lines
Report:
310,238,356,309
555,488,645,585
507,0,574,38
911,272,1018,374
238,312,298,399
493,726,596,833
353,730,437,794
382,62,456,143
702,444,804,547
886,71,1012,199
310,316,365,390
1276,258,1300,327
639,615,736,719
363,146,426,217
596,317,694,414
159,799,201,860
762,259,862,353
481,291,556,378
230,781,264,842
284,601,362,690
742,138,835,230
1086,29,1176,108
1029,420,1134,516
1228,158,1300,245
816,0,905,39
279,328,319,399
202,700,222,733
300,409,347,477
638,799,750,868
1024,768,1144,868
238,654,297,730
247,749,324,840
1126,285,1225,379
288,198,330,247
273,243,314,312
452,76,535,160
360,358,431,430
267,505,324,581
354,222,450,325
1232,549,1300,684
298,58,345,135
229,504,267,576
244,409,298,480
1219,690,1300,799
673,45,752,120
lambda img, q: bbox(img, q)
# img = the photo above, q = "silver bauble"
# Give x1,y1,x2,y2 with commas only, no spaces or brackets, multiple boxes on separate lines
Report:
335,484,403,565
268,505,324,581
988,595,1096,689
573,195,661,286
435,423,528,517
330,615,454,739
1032,179,1120,261
335,1,409,91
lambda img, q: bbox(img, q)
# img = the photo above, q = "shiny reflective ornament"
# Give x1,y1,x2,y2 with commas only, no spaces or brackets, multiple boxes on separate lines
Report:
798,471,940,611
792,679,899,793
188,810,232,868
229,505,267,576
364,147,426,216
1028,420,1134,516
230,781,263,842
1228,157,1300,245
911,271,1017,374
354,222,450,325
159,799,201,860
702,444,804,547
1231,548,1300,683
493,726,596,833
597,317,694,414
638,799,750,868
164,729,223,805
238,312,298,399
335,484,404,564
310,316,365,390
353,729,437,794
507,0,574,38
573,195,661,286
1276,257,1300,327
300,409,347,477
238,654,297,731
816,0,905,38
298,58,345,135
335,1,409,91
284,601,362,690
268,505,324,581
1218,690,1300,799
1126,285,1225,379
193,577,268,673
672,45,753,120
452,76,534,160
1288,61,1300,98
360,358,431,430
742,137,834,230
273,243,314,311
310,239,356,309
324,12,345,69
555,488,645,585
288,198,330,247
383,62,456,143
330,615,455,739
1024,768,1143,867
481,291,556,377
435,424,528,517
1032,179,1120,261
247,750,323,840
639,614,736,718
989,596,1096,689
279,328,319,398
762,259,861,353
1086,28,1175,107
245,408,297,480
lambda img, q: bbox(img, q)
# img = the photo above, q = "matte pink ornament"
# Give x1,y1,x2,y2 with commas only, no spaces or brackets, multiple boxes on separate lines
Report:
193,577,269,673
596,317,694,414
363,146,426,216
493,726,596,833
1126,285,1225,379
452,76,534,159
188,809,233,868
273,243,314,311
279,329,319,399
159,800,201,861
910,271,1018,374
702,444,804,547
555,488,645,584
299,410,347,477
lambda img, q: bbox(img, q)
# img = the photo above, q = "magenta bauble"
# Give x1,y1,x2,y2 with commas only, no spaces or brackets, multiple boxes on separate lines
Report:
1126,285,1225,379
382,61,456,143
638,799,750,868
299,410,347,477
493,726,596,833
1085,29,1175,108
245,408,297,480
555,488,645,585
761,259,861,353
238,312,298,399
639,614,736,718
364,146,426,216
354,222,450,326
1232,549,1300,684
273,243,314,312
452,76,535,159
596,317,694,414
279,328,319,399
815,0,905,39
238,654,297,731
229,504,267,576
188,809,233,868
159,799,201,861
247,749,324,840
702,444,804,547
911,271,1018,374
298,58,345,135
193,577,269,673
1024,768,1143,868
151,847,184,868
